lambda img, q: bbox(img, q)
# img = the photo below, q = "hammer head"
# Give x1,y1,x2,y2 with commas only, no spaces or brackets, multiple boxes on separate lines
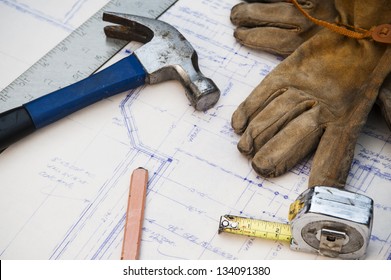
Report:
103,12,220,111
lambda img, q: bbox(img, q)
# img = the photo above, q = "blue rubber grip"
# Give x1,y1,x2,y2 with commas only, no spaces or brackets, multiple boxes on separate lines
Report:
24,54,146,129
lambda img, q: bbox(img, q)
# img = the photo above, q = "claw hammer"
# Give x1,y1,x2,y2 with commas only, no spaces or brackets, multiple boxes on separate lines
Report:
0,12,220,151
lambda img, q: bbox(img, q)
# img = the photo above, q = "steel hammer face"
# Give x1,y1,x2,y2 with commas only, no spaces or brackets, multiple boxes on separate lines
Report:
103,12,221,111
0,12,221,151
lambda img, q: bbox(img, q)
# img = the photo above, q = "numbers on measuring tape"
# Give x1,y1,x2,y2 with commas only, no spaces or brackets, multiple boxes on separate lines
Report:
219,215,292,242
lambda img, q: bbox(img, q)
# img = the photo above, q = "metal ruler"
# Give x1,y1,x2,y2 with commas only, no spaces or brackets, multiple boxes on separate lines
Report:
0,0,177,112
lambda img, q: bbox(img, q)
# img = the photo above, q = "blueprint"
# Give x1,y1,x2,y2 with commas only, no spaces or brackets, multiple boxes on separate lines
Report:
0,0,391,260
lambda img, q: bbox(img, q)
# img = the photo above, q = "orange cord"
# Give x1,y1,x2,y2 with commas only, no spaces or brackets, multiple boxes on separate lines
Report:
290,0,374,40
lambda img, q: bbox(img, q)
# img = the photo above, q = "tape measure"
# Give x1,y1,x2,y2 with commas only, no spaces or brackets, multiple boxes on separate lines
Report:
218,195,305,242
219,215,292,242
0,0,177,112
219,186,374,259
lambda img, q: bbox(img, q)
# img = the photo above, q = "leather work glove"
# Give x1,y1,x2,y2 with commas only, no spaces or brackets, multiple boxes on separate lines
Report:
231,0,391,188
230,0,337,56
231,0,391,131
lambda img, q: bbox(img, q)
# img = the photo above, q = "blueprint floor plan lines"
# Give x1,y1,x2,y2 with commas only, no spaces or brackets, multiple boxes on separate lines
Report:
0,0,109,91
1,0,391,260
0,0,104,31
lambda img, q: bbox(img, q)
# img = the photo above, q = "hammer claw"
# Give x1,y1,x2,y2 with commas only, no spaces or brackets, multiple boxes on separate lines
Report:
103,12,154,43
104,25,151,44
0,12,221,151
104,12,171,38
102,12,220,111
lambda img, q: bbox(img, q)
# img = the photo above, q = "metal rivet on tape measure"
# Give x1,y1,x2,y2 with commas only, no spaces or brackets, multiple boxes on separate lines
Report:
218,186,373,259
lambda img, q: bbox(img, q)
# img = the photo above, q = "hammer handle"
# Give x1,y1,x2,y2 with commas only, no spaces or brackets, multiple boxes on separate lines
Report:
0,106,35,152
0,54,146,150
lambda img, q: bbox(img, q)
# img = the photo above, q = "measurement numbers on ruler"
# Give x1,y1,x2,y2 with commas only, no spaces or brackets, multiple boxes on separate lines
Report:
0,0,178,111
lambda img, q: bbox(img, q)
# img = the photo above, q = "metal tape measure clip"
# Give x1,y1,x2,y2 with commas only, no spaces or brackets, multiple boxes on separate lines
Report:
219,186,373,259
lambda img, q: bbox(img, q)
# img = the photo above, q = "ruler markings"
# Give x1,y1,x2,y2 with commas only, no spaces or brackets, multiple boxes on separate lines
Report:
0,0,178,112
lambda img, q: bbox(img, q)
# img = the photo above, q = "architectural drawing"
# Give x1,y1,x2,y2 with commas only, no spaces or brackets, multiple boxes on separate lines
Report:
0,0,390,260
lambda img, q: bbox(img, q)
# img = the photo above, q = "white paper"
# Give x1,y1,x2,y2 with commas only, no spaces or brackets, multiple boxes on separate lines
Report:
0,0,390,260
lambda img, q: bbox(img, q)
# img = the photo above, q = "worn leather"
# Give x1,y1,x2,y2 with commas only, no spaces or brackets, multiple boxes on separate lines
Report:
231,0,391,188
230,0,337,56
231,0,391,131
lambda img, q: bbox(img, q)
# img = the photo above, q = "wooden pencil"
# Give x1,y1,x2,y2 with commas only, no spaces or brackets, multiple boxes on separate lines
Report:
121,167,149,260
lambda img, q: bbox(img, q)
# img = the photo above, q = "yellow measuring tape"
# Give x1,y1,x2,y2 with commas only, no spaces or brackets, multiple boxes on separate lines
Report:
219,187,374,259
218,201,303,242
218,215,292,242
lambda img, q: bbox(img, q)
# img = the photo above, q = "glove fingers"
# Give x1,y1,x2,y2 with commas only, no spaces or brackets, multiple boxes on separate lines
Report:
232,79,307,134
232,83,288,135
237,89,315,155
234,27,305,56
231,2,309,29
251,108,323,178
309,124,361,188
